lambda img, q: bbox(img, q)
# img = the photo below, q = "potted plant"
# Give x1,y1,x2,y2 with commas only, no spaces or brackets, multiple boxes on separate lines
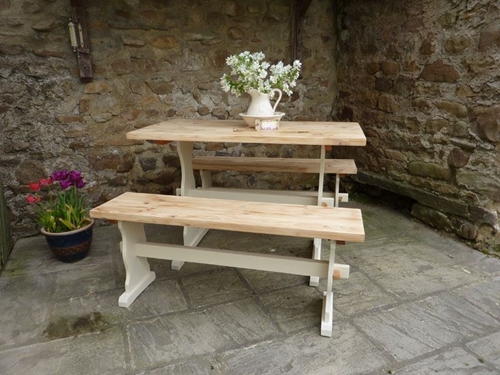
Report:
220,51,301,126
26,169,94,262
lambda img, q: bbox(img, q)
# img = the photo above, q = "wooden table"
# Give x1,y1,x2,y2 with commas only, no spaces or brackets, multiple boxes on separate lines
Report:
128,118,366,249
126,118,366,336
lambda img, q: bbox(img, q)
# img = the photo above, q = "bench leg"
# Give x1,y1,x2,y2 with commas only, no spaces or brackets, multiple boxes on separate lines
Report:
171,226,210,270
309,238,322,287
118,221,156,307
321,240,336,337
310,197,333,287
200,169,212,188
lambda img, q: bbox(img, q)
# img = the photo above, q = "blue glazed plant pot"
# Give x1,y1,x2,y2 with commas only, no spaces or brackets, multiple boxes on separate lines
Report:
41,219,94,263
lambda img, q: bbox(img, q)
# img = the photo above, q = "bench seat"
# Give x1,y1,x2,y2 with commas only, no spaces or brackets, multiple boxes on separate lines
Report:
90,192,364,243
192,156,357,174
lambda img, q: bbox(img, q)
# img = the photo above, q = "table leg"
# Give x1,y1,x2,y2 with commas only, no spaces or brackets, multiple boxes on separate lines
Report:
310,145,327,286
172,141,210,271
117,221,156,307
321,240,336,337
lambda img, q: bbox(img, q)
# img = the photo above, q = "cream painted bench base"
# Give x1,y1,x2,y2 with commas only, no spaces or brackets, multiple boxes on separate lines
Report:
90,192,365,337
192,157,356,207
190,156,357,287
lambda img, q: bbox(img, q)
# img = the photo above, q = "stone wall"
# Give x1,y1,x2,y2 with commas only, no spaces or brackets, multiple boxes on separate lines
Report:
334,0,500,254
0,0,337,236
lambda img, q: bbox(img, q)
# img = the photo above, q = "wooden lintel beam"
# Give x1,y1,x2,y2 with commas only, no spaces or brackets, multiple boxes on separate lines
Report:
292,0,313,61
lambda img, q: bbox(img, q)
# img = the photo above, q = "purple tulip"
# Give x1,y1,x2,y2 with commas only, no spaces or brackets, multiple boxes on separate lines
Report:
51,169,69,181
68,170,82,182
59,179,73,190
74,178,86,189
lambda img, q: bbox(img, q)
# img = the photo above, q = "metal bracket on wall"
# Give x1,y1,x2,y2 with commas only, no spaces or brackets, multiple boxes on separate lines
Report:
291,0,312,61
69,0,93,82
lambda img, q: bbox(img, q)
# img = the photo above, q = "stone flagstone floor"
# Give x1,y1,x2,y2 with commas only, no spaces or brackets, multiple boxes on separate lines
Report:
0,201,499,374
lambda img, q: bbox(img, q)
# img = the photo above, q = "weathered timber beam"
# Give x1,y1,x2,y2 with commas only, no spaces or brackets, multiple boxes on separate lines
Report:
292,0,312,60
70,0,93,82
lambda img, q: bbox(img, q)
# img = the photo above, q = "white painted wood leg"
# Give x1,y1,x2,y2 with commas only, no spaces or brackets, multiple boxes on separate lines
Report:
309,238,322,286
334,173,340,208
310,187,333,287
200,169,212,188
117,221,156,307
172,140,210,271
171,226,210,270
321,240,336,337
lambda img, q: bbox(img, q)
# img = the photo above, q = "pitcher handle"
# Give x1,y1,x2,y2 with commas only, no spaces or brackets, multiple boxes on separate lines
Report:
271,89,282,113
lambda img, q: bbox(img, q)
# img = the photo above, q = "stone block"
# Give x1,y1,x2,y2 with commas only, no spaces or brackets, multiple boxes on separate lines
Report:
447,147,469,167
375,76,393,91
436,100,468,118
412,203,453,231
412,97,433,113
445,35,471,54
145,80,174,95
478,29,500,52
366,62,380,74
408,161,451,180
469,206,498,227
419,38,435,55
456,169,500,201
381,60,400,75
420,60,460,82
476,105,500,141
451,217,478,240
378,94,398,112
426,118,449,134
85,81,111,94
0,43,23,55
149,36,177,49
355,171,469,217
31,19,63,32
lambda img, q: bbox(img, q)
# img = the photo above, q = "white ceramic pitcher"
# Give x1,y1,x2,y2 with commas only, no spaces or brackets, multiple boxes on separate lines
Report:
246,88,282,116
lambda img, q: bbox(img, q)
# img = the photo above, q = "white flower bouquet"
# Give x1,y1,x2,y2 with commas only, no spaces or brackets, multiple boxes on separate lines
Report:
221,51,301,97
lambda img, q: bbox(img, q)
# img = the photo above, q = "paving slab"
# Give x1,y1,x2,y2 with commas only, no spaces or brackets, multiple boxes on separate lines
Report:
454,279,500,319
257,284,325,333
0,327,126,375
393,347,499,375
466,331,500,369
353,292,500,361
319,269,397,316
0,273,54,350
212,323,390,375
51,278,188,326
340,238,481,300
127,298,280,370
180,268,253,308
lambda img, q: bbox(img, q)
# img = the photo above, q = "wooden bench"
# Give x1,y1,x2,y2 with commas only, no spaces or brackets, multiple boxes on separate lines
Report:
192,156,356,207
90,192,365,337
